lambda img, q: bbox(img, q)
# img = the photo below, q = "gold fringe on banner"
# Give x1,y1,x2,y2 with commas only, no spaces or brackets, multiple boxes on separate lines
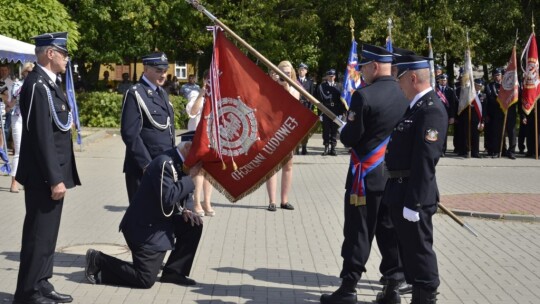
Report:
202,120,319,202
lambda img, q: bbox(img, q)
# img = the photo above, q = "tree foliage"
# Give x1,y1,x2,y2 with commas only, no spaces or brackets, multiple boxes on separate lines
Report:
5,0,540,86
0,0,79,50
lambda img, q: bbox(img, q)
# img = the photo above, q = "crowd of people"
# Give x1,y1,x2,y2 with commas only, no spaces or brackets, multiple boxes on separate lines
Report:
2,29,539,304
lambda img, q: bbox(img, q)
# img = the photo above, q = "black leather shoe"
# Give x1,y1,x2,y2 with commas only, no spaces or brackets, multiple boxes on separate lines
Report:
85,249,100,284
507,153,516,160
322,146,329,156
301,146,307,155
320,289,357,304
43,291,73,303
12,295,56,304
160,274,197,286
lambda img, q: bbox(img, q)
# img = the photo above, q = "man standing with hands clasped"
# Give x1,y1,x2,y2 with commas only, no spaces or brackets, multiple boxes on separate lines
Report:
14,32,81,304
384,52,447,304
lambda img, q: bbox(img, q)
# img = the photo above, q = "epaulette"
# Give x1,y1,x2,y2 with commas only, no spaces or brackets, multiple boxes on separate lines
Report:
39,75,56,88
129,83,142,92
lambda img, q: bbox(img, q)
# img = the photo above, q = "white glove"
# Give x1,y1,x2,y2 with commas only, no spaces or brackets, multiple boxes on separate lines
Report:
403,207,420,222
183,209,203,226
338,122,347,134
319,115,323,122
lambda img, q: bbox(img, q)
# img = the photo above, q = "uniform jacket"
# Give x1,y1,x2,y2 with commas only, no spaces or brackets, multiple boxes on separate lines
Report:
340,76,408,192
121,77,176,175
438,85,457,119
385,89,448,209
297,76,316,110
316,81,345,116
120,148,195,252
485,81,502,123
15,65,80,190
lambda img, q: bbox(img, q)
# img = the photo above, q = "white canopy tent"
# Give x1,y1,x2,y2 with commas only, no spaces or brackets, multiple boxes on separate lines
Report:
0,34,36,63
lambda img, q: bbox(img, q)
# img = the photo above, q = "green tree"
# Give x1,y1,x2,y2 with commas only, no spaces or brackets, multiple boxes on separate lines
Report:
0,0,79,50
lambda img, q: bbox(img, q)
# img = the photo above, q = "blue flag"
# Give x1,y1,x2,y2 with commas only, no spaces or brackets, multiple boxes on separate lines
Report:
341,40,363,108
0,148,10,175
66,60,82,145
386,36,393,52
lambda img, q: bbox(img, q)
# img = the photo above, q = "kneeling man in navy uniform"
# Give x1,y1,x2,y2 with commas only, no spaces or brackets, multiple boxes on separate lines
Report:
85,131,203,288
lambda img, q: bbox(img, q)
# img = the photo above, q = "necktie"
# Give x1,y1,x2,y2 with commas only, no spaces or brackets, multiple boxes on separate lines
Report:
56,75,62,87
157,87,165,100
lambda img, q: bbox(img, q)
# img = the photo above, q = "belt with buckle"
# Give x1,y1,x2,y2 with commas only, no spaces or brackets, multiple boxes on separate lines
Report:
387,170,410,179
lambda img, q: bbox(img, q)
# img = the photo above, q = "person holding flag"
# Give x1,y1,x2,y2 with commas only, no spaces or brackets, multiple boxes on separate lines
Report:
521,29,540,158
486,67,518,159
320,44,408,304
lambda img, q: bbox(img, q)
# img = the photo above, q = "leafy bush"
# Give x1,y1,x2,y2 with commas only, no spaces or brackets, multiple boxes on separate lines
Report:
77,92,189,129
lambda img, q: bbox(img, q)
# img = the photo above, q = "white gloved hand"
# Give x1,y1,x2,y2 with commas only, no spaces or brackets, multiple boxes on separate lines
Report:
338,122,347,134
403,206,420,222
319,115,323,122
183,209,203,226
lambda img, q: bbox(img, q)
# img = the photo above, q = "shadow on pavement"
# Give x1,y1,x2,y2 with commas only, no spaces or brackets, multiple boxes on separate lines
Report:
103,205,128,212
201,267,380,303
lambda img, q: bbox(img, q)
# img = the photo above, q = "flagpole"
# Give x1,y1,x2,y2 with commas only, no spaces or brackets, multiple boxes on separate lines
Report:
387,17,393,44
427,27,436,89
185,0,344,127
534,17,539,160
468,105,472,157
350,15,355,42
534,101,538,160
438,203,479,237
466,31,472,158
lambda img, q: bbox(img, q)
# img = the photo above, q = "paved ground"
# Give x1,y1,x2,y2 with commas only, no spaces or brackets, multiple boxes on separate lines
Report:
0,130,539,303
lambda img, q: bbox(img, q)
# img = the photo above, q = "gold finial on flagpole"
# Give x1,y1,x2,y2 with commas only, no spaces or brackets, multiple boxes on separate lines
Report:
387,17,393,41
350,16,355,41
533,13,535,33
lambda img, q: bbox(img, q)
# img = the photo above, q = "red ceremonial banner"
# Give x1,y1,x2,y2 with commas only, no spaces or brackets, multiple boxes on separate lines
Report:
522,33,540,115
184,29,318,202
497,46,519,113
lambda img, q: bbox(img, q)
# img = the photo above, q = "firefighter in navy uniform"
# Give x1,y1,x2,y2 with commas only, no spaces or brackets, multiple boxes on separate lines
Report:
85,131,203,288
385,53,447,304
296,63,316,155
14,32,81,304
320,44,408,304
484,68,503,157
436,73,457,156
316,69,345,156
121,52,176,203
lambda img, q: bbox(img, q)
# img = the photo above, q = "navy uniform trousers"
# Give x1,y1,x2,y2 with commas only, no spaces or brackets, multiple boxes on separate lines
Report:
385,178,439,291
16,189,64,299
340,189,403,282
95,215,202,288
